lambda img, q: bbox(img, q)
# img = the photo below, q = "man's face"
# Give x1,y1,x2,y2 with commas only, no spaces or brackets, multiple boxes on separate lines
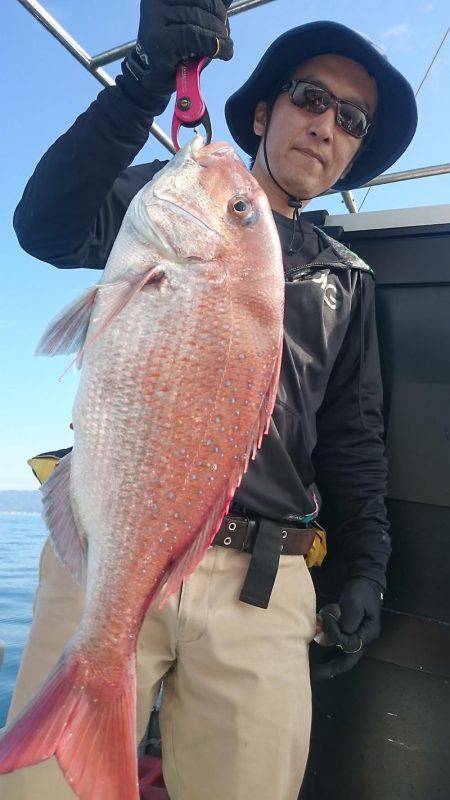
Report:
252,54,378,210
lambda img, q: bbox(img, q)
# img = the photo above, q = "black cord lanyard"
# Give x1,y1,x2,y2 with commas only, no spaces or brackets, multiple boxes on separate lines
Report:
262,109,305,256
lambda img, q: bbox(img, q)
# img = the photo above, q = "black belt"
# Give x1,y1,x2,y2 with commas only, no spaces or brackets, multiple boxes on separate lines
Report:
212,514,317,610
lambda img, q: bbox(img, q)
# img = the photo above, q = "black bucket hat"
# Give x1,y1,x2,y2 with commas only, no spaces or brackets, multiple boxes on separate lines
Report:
224,21,418,191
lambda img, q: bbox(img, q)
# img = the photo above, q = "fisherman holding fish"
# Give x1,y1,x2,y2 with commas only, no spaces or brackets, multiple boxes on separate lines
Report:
1,3,417,799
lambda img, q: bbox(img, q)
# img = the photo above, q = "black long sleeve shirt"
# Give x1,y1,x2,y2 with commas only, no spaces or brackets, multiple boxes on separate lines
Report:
14,83,391,590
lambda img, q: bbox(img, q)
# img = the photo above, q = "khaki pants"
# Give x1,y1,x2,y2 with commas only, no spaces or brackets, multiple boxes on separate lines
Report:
0,537,316,800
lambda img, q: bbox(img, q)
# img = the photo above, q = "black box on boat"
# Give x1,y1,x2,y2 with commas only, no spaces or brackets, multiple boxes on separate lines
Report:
302,205,450,800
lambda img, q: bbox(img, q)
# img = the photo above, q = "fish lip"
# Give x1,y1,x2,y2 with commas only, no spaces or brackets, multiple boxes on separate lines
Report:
189,134,206,158
197,145,231,159
192,141,237,168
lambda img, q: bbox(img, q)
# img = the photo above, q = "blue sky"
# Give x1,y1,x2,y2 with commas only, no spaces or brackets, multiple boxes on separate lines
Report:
1,0,449,490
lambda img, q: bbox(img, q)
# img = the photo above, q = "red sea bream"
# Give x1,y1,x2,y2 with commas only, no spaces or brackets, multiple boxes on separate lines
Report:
0,136,284,798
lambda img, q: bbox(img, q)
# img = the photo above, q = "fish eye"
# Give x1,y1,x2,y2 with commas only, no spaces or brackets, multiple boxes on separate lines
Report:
227,195,258,226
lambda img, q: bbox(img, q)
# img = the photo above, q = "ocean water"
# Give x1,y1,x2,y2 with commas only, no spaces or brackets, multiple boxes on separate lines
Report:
0,512,47,727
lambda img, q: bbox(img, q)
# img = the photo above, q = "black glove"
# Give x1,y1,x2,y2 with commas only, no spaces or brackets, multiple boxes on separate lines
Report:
119,0,234,114
310,577,384,682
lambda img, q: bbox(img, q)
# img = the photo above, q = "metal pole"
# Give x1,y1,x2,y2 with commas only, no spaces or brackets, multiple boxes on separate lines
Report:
229,0,276,13
326,163,450,194
16,0,450,204
91,41,136,70
13,0,362,211
15,0,176,153
91,0,277,68
16,0,112,85
341,191,358,213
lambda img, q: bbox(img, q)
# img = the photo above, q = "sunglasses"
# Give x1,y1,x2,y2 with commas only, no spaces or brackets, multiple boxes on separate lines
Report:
280,79,372,139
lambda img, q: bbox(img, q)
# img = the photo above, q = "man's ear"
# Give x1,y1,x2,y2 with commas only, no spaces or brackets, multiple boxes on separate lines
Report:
253,101,267,137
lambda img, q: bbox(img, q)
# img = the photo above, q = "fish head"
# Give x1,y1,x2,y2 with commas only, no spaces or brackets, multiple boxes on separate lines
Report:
129,136,281,282
191,138,282,281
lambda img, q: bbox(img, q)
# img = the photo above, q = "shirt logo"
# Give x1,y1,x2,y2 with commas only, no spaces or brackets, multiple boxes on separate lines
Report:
312,273,342,311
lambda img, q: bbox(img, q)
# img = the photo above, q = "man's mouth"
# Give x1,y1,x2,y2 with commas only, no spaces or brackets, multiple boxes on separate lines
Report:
294,147,324,166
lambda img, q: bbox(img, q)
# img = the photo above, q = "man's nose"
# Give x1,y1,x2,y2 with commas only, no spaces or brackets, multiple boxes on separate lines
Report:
308,106,336,141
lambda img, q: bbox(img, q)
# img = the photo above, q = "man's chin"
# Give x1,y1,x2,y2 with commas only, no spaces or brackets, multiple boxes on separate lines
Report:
282,174,341,201
281,183,326,202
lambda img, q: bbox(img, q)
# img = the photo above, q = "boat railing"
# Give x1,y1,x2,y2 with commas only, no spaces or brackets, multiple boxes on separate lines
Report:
15,0,450,214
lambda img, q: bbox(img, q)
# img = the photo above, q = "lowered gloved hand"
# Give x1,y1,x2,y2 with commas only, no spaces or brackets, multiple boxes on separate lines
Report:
310,577,384,682
119,0,234,113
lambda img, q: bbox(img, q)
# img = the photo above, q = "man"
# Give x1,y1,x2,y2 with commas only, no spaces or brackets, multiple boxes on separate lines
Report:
2,4,417,799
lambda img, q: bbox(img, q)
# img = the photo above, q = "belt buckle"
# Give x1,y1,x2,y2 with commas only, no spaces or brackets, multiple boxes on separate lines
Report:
242,517,258,552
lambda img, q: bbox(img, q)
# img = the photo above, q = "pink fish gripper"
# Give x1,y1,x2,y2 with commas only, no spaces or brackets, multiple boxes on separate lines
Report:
171,57,213,151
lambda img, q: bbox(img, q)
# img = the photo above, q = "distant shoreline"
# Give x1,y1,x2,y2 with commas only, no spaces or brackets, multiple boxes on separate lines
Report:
0,490,42,514
0,510,41,516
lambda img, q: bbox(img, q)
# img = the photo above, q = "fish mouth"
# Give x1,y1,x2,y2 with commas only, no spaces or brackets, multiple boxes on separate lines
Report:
153,189,220,237
190,136,238,168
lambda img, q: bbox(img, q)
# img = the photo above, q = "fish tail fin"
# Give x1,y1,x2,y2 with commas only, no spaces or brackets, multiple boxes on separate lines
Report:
0,649,139,800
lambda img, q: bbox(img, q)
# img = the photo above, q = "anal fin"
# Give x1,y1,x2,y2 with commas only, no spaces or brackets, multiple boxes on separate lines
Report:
41,451,87,585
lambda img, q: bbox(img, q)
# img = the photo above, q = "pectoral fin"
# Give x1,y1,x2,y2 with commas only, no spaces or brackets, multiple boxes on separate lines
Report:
82,265,165,353
35,266,165,364
35,285,100,356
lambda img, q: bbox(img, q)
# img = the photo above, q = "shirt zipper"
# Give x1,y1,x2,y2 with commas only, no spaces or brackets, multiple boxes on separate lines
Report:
285,262,340,282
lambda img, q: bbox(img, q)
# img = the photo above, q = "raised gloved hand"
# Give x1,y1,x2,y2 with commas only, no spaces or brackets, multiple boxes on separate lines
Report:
310,577,384,681
119,0,234,113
